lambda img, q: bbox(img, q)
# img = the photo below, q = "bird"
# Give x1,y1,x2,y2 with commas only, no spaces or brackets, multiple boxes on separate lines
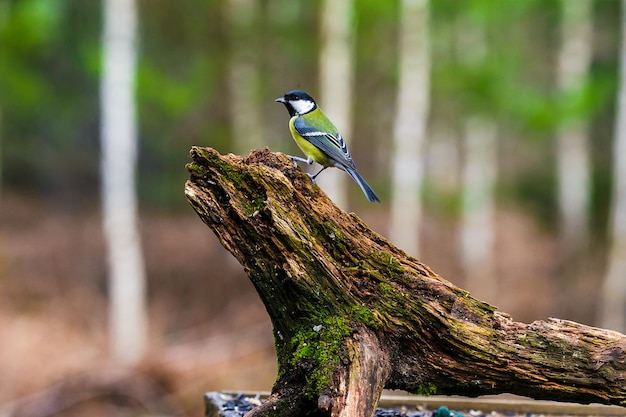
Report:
275,90,381,203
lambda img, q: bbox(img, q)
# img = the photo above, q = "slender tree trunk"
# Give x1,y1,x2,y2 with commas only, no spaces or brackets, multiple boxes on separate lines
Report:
389,0,430,257
556,0,593,265
426,125,460,192
101,0,147,364
228,0,263,155
186,147,626,417
0,110,3,201
460,117,497,302
599,0,626,333
456,10,497,302
317,0,354,209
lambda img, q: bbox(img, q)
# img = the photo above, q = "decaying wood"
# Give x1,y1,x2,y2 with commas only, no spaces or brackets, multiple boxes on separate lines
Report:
185,147,626,417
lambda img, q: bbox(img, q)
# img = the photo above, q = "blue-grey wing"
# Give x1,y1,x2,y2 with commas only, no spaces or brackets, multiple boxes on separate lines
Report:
293,117,356,170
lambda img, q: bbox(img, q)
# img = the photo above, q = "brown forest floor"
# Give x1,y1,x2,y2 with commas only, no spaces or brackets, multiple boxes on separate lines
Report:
0,194,607,416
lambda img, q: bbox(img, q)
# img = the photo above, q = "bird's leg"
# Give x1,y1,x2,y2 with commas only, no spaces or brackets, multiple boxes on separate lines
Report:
307,166,327,184
288,155,313,168
289,155,324,184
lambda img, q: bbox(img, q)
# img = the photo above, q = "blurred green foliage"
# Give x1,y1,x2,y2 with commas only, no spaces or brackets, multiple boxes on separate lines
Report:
0,0,620,226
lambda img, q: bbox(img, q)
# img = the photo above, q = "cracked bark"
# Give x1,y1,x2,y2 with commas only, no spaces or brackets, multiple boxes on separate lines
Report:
185,147,626,417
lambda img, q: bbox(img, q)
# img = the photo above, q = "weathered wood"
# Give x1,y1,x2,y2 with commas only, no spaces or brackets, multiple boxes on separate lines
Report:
185,147,626,417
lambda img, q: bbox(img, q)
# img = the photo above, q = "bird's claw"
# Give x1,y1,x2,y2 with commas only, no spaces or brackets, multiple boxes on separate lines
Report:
288,155,318,184
288,155,313,166
287,155,300,168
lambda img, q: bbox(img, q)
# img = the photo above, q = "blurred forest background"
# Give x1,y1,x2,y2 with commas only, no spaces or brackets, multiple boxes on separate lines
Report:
1,0,626,415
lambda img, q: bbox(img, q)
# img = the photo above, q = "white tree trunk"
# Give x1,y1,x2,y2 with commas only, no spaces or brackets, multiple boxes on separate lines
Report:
228,0,263,155
389,0,430,257
0,110,3,200
460,117,497,302
101,0,147,364
556,0,593,261
599,0,626,333
426,125,460,192
456,14,497,302
317,0,355,209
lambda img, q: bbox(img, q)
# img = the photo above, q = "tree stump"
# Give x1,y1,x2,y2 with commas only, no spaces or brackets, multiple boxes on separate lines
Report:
185,147,626,417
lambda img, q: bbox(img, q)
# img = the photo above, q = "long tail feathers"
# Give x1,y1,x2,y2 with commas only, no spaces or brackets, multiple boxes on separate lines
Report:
344,167,381,203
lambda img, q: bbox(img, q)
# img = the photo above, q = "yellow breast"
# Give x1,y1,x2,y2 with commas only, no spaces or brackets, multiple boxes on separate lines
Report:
289,116,331,166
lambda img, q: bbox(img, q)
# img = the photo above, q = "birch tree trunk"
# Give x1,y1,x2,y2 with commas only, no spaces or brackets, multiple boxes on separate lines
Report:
228,0,263,155
317,0,354,209
389,0,431,257
599,0,626,333
101,0,147,364
0,110,3,200
460,117,497,302
456,11,497,302
556,0,593,265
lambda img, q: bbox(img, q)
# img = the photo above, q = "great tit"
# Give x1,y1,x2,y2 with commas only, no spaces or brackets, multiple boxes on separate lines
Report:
275,90,381,203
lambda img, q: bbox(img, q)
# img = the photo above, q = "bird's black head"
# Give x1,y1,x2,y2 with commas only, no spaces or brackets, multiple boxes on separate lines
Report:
275,90,317,117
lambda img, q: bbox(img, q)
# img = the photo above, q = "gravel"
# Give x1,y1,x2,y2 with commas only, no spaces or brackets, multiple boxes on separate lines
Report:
205,392,476,417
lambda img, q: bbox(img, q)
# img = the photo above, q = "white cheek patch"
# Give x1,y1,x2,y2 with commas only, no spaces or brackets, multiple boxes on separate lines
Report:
291,99,315,115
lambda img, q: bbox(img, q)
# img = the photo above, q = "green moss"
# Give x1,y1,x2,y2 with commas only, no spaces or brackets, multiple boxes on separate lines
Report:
243,197,265,216
410,382,438,396
376,280,407,309
349,304,380,327
186,162,202,174
218,162,246,187
199,151,271,217
320,221,343,239
371,250,405,276
379,281,394,294
317,221,352,258
203,149,250,188
288,315,353,398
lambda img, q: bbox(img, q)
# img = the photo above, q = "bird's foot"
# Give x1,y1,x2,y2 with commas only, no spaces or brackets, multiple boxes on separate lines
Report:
306,173,317,184
288,155,313,167
287,157,298,168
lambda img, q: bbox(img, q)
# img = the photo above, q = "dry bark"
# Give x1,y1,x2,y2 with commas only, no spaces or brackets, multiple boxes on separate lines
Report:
185,147,626,417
